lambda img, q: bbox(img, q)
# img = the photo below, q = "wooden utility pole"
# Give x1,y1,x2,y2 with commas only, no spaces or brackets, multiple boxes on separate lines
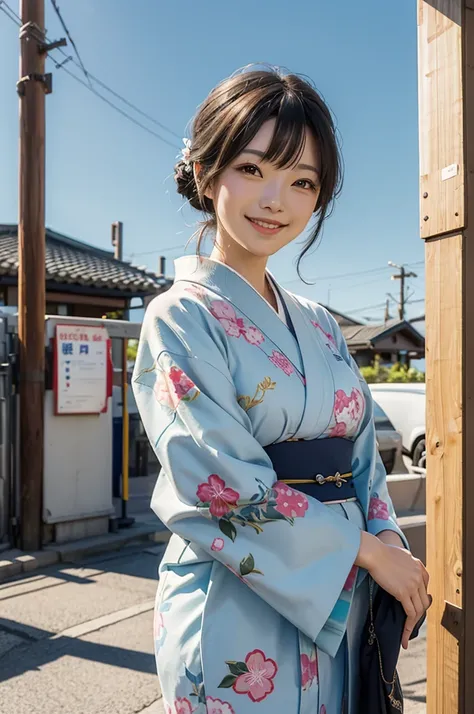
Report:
418,1,474,711
18,0,47,551
389,262,418,320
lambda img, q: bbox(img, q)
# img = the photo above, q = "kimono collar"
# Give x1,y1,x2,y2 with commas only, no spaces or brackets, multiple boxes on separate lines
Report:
173,255,336,439
173,255,304,376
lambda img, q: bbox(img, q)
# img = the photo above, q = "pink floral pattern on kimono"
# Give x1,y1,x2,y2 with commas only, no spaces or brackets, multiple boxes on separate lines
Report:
311,320,336,345
184,283,207,299
233,649,278,702
368,494,390,521
274,483,309,518
210,300,264,345
154,367,198,409
301,651,318,690
206,697,236,714
343,564,358,591
330,387,365,438
154,611,164,640
174,698,193,714
196,474,240,518
268,349,294,376
211,537,225,552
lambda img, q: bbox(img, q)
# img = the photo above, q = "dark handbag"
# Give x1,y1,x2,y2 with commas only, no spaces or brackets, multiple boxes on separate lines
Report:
359,578,426,714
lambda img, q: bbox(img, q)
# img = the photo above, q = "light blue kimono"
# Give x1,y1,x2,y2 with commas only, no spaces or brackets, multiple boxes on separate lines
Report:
132,256,407,714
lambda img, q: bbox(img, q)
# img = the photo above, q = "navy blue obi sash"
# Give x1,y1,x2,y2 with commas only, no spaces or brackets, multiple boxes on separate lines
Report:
263,437,355,503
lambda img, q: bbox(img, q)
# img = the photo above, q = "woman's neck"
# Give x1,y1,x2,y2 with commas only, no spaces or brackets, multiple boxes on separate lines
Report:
209,235,275,307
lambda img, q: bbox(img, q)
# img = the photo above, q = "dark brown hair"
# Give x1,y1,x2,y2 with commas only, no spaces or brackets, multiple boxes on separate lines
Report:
174,66,343,274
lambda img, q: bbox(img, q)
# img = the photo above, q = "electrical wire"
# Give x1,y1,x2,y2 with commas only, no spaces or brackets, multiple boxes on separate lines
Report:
128,244,185,258
0,0,181,148
283,264,391,287
343,301,388,315
54,47,183,140
52,61,181,150
0,1,21,26
49,0,92,88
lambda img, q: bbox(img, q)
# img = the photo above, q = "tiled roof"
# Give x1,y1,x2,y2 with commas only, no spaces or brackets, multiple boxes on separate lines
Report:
0,225,172,295
322,305,363,327
341,318,425,349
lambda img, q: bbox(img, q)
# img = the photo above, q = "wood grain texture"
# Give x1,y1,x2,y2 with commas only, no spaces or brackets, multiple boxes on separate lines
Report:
425,235,463,714
418,0,464,238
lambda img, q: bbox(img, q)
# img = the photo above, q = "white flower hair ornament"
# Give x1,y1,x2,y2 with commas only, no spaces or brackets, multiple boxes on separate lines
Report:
180,138,192,169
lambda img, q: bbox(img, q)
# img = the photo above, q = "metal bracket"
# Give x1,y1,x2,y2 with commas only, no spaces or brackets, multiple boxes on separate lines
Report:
441,601,464,641
16,72,52,97
39,37,67,54
19,20,44,43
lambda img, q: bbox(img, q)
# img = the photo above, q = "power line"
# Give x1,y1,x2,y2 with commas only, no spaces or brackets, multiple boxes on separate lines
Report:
344,301,388,315
52,61,181,150
54,47,182,141
0,0,181,148
283,264,391,286
0,0,21,25
49,0,92,88
344,274,394,291
128,244,184,258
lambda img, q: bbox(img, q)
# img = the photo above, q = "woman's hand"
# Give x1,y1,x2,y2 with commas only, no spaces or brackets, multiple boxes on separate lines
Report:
356,531,431,649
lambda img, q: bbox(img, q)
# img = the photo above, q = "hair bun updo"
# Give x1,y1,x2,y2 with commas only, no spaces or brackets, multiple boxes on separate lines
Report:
174,159,202,210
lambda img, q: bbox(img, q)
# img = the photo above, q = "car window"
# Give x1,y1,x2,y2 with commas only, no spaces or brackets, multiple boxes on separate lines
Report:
373,400,395,429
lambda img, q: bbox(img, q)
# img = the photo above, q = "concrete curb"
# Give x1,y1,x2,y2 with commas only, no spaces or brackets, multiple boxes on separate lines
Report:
0,523,170,583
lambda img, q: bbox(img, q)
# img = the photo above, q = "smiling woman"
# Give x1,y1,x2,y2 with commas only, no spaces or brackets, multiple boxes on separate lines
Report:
174,68,343,276
134,65,430,714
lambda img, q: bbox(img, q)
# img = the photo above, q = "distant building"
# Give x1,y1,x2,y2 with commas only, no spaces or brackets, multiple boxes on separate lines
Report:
0,224,172,318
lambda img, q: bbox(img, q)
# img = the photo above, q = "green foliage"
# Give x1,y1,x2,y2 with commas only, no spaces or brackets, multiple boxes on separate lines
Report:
127,339,138,362
360,354,425,383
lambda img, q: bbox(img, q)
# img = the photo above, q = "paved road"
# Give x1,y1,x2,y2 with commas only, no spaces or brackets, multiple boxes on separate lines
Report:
0,543,425,714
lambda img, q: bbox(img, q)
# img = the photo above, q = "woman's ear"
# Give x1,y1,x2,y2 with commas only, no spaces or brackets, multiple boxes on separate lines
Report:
194,162,213,201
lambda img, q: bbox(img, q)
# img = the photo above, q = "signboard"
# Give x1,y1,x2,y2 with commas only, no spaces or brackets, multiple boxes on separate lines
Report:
54,324,112,415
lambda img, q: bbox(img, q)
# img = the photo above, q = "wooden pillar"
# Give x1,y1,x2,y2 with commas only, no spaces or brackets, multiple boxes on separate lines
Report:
18,0,46,551
418,1,474,710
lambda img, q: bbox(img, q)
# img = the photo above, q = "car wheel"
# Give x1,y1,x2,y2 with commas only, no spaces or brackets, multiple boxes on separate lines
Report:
412,438,426,469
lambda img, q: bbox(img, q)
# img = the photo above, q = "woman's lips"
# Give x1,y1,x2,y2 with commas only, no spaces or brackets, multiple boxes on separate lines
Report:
245,216,287,235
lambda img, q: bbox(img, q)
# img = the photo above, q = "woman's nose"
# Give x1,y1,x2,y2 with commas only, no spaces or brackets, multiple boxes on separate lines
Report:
259,185,284,213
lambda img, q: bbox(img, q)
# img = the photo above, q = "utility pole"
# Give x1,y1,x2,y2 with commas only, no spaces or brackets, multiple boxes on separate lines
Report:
384,297,391,323
17,1,65,551
388,261,418,320
18,0,47,551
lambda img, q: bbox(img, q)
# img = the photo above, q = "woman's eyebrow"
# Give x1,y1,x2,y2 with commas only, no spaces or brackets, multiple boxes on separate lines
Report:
240,149,320,175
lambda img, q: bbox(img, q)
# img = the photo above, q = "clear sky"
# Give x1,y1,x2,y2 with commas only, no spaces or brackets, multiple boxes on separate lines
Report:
0,0,425,329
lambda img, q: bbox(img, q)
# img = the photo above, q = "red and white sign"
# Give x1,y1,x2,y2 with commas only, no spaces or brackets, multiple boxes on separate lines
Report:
54,324,112,415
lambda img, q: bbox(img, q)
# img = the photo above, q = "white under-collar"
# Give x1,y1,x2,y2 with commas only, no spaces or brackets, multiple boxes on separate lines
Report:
196,256,284,321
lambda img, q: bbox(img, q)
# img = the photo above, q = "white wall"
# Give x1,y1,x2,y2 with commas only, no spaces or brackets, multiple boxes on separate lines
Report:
43,391,114,523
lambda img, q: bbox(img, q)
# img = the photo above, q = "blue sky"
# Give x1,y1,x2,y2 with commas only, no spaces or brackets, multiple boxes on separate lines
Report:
0,0,425,329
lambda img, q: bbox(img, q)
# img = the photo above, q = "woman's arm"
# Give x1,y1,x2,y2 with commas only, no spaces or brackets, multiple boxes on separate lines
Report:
133,293,363,657
376,530,405,548
324,307,431,646
356,530,430,648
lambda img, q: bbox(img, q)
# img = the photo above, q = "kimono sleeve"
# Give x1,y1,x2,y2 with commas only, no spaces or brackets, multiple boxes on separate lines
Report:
132,294,363,657
326,311,410,549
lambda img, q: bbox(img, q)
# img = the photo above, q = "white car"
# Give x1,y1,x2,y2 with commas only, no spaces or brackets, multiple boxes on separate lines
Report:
369,383,426,468
372,400,403,475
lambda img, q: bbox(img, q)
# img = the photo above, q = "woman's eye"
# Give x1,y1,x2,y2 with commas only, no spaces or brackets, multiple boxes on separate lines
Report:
294,179,317,191
237,164,262,177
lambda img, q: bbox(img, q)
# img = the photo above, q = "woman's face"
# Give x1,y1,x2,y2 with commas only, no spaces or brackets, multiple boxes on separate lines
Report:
208,119,321,259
